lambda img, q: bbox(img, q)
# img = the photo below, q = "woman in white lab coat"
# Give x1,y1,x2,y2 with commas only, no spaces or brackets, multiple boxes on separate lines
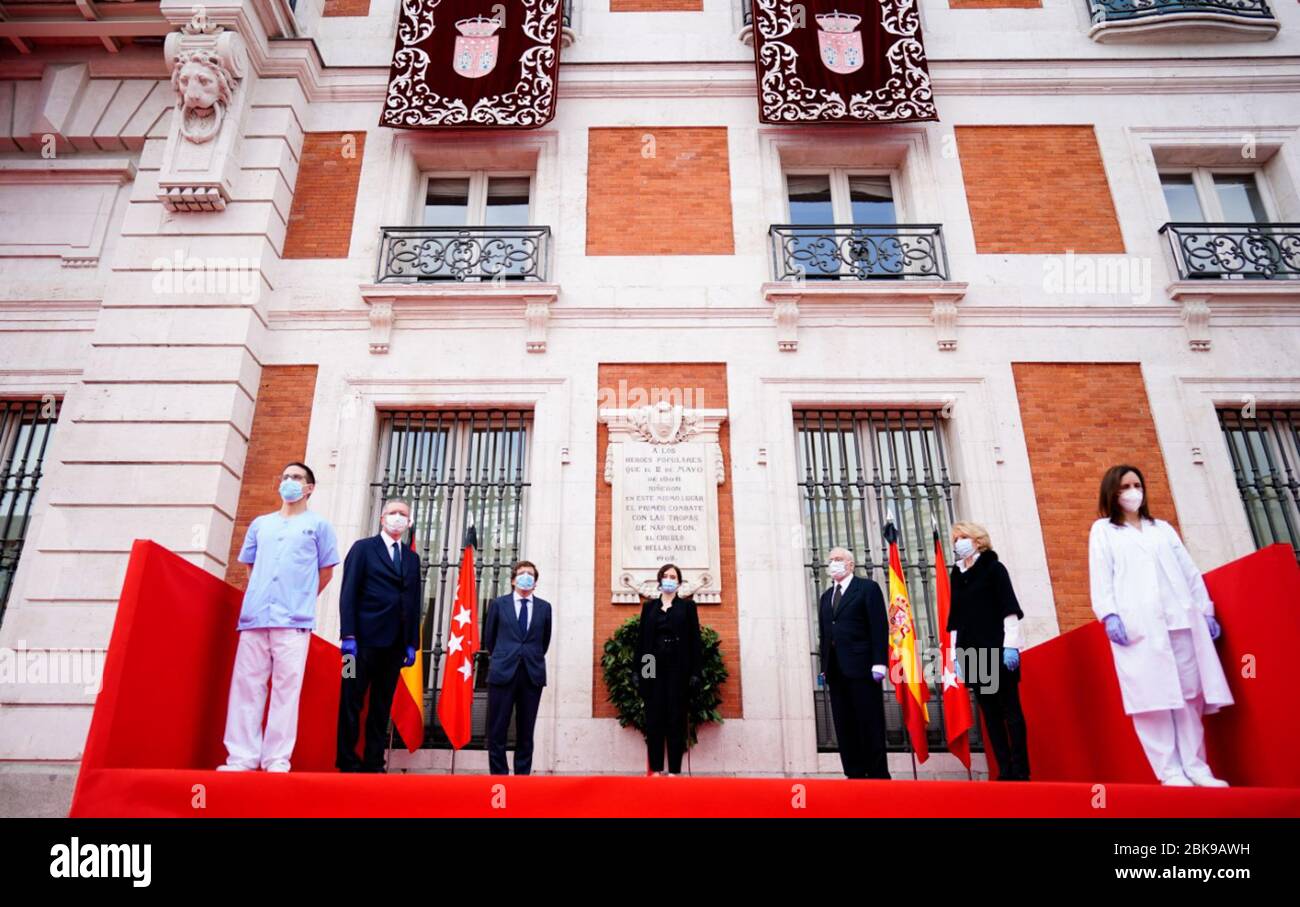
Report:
1088,464,1233,787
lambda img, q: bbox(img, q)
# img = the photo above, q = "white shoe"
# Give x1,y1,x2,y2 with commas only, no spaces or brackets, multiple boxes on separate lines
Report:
263,762,291,773
216,763,253,772
1186,771,1229,788
1161,772,1194,787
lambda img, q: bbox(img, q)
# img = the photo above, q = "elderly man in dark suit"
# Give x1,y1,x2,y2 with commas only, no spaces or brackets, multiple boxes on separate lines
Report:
336,498,421,772
819,546,891,779
482,559,552,776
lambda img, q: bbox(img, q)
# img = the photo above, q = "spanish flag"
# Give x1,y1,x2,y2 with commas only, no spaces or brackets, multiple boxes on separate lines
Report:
389,528,425,752
886,522,930,762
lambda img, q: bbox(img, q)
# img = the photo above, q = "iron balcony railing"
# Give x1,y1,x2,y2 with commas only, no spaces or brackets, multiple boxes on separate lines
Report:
563,0,573,27
1087,0,1276,22
770,224,950,282
377,226,551,283
1159,222,1300,280
742,1,752,27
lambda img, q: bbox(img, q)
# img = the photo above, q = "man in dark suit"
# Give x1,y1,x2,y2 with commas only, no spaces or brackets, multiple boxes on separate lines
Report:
819,546,891,779
482,559,552,775
336,498,421,772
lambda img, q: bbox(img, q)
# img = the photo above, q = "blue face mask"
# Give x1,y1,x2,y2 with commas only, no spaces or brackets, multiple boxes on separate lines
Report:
279,479,304,502
515,572,536,592
954,538,976,559
660,578,679,594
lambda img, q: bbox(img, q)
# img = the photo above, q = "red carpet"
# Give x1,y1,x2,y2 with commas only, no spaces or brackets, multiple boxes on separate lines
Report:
68,540,1300,817
71,769,1300,818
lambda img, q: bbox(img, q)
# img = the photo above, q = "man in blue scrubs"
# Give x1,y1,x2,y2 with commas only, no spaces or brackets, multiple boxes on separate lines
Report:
218,461,340,772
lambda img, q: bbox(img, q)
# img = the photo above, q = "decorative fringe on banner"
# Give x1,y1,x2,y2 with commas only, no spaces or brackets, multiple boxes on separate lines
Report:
380,0,563,130
750,0,938,125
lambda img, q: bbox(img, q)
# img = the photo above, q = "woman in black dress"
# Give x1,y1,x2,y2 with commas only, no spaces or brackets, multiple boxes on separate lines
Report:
635,563,703,775
946,521,1031,781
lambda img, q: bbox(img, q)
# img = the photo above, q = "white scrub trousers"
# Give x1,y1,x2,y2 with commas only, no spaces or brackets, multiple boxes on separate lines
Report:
220,627,312,771
1129,628,1213,783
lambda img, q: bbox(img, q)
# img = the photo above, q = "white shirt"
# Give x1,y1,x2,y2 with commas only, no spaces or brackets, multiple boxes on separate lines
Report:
514,592,532,632
383,531,403,567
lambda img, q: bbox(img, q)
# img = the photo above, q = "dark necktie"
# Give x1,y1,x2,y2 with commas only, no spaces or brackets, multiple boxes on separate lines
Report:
391,541,401,575
518,597,529,637
831,582,843,617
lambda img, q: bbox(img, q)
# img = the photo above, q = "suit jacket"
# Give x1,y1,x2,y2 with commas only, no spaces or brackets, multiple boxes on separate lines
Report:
634,597,704,693
818,575,889,680
483,593,552,687
338,533,422,649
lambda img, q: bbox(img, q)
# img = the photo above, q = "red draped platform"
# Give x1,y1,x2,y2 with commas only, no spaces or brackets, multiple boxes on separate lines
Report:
69,540,1300,818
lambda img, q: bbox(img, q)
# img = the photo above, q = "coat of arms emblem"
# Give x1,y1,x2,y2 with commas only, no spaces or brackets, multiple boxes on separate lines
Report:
816,10,864,75
453,15,501,79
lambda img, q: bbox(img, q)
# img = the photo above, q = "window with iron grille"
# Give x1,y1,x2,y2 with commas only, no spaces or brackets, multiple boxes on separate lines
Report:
1217,406,1300,564
793,408,983,755
0,398,59,627
370,409,532,749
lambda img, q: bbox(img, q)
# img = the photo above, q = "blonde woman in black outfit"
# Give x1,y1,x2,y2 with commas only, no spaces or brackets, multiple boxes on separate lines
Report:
635,563,703,775
946,521,1030,781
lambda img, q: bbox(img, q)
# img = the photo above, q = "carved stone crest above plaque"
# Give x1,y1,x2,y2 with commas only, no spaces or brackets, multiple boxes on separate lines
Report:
599,401,727,605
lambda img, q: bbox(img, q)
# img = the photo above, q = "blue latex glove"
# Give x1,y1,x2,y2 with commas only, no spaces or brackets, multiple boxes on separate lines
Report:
871,666,887,682
817,672,826,688
403,645,417,667
1003,647,1020,672
341,637,358,658
1102,614,1129,646
1206,615,1221,641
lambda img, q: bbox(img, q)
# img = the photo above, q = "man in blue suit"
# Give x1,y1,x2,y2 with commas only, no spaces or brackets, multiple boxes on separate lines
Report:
482,559,552,775
818,546,891,779
336,499,422,772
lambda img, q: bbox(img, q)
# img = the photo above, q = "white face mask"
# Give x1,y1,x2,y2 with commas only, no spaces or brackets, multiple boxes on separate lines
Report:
384,514,410,534
828,559,848,580
1118,489,1144,513
954,537,976,560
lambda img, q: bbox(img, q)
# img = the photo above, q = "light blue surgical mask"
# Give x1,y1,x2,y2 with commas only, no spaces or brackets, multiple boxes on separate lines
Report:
279,479,304,502
515,572,536,591
660,578,679,594
954,537,976,560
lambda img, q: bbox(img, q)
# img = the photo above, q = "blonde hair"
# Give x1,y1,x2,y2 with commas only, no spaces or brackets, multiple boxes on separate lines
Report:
951,521,992,552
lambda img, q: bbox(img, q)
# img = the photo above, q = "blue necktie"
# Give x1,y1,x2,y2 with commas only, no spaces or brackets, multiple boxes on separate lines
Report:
518,597,529,637
391,541,401,576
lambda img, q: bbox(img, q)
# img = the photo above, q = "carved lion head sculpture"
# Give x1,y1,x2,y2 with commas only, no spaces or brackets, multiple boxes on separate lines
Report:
171,50,234,144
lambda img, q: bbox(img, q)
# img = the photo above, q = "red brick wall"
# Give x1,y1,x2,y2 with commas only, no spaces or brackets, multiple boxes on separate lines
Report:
322,0,371,15
283,132,366,260
956,126,1125,254
1012,363,1180,633
586,127,735,255
611,0,703,10
594,364,742,718
225,365,320,588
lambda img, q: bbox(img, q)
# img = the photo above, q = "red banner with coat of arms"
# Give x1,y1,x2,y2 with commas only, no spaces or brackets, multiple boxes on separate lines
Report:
750,0,937,125
381,0,563,129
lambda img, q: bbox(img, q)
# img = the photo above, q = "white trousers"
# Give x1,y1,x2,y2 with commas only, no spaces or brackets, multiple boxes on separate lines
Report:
1130,628,1212,781
221,627,312,770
